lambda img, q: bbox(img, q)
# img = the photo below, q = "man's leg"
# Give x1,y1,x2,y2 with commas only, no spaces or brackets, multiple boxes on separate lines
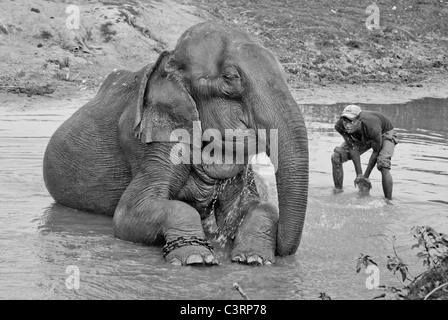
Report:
381,168,393,200
377,134,396,200
331,144,350,191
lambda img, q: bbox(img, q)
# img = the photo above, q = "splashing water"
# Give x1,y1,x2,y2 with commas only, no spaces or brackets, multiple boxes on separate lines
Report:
203,167,256,248
2,97,448,300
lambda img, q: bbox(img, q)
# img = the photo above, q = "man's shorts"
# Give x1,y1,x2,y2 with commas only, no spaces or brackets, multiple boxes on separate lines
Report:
333,130,398,171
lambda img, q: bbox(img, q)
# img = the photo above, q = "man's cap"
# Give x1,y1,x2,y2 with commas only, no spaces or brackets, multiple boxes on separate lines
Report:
341,104,361,120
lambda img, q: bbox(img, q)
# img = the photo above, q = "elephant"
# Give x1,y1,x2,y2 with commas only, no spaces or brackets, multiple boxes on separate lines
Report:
43,21,309,266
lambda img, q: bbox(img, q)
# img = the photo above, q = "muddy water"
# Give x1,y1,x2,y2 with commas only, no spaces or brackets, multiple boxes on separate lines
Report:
0,97,447,300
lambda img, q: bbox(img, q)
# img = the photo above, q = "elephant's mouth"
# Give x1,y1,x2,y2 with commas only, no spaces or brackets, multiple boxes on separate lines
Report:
200,130,252,179
201,149,246,179
202,162,245,179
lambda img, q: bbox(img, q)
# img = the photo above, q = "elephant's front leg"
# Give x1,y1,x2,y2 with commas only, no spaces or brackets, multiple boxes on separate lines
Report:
216,172,279,265
113,164,218,266
231,202,278,265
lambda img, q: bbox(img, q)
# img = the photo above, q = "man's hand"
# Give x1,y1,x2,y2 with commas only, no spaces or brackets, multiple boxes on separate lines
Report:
354,175,372,192
354,174,363,187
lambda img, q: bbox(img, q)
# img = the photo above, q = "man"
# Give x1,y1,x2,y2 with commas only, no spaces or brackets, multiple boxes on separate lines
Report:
331,104,398,200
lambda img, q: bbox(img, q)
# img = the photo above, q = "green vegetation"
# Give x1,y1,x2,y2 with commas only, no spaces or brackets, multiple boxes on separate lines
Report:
100,21,117,42
356,226,448,300
192,0,448,86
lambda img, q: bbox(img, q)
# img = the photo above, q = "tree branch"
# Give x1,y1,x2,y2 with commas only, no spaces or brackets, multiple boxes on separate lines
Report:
424,282,448,300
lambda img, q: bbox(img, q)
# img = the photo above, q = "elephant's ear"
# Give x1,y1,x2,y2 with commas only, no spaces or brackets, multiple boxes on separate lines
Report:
134,51,201,148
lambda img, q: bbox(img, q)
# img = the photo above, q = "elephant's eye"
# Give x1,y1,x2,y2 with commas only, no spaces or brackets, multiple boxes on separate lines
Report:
222,74,236,81
219,66,243,98
221,67,240,82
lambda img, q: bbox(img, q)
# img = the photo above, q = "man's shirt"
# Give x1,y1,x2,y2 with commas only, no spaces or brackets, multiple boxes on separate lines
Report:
335,111,395,152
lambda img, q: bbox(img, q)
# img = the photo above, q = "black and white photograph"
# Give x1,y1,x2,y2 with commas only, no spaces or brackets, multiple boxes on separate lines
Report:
1,0,447,303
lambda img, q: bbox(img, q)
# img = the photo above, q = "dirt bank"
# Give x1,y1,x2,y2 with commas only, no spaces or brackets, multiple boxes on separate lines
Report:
0,0,207,107
2,72,447,114
1,0,447,110
292,72,448,105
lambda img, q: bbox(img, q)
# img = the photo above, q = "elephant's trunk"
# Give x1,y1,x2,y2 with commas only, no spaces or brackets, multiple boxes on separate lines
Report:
267,96,309,256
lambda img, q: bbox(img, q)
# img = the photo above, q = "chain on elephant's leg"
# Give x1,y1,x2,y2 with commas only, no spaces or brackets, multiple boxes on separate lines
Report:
114,197,218,266
162,201,219,266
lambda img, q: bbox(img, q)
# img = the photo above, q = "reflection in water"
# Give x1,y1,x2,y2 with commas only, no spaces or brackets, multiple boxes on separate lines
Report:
301,98,448,150
301,97,448,133
0,97,447,300
301,97,448,206
38,203,113,236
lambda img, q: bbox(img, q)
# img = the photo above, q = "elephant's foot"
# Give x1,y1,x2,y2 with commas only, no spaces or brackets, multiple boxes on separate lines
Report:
230,203,278,266
163,236,219,266
231,248,275,265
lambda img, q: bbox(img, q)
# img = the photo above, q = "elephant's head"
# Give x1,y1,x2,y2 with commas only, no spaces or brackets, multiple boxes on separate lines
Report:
134,22,309,256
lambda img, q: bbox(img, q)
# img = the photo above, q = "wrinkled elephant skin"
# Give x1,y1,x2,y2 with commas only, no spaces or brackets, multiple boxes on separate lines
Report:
43,22,309,266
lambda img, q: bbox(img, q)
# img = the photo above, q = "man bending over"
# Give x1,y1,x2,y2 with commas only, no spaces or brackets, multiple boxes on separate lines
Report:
331,105,398,200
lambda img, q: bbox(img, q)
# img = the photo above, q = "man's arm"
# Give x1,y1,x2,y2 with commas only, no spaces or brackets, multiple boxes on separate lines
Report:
335,119,363,176
341,133,363,176
363,136,382,178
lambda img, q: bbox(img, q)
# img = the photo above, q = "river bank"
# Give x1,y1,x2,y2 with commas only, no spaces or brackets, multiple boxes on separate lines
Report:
2,71,448,113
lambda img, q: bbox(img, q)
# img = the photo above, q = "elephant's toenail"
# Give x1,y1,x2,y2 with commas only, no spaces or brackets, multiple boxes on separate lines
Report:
169,258,182,266
232,255,244,262
265,260,272,265
186,254,203,265
247,255,263,265
204,254,214,264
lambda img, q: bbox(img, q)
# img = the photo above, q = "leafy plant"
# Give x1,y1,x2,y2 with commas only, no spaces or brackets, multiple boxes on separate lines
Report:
412,226,448,269
318,292,332,300
100,22,117,43
34,30,53,40
355,253,378,273
82,25,94,42
356,226,448,300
